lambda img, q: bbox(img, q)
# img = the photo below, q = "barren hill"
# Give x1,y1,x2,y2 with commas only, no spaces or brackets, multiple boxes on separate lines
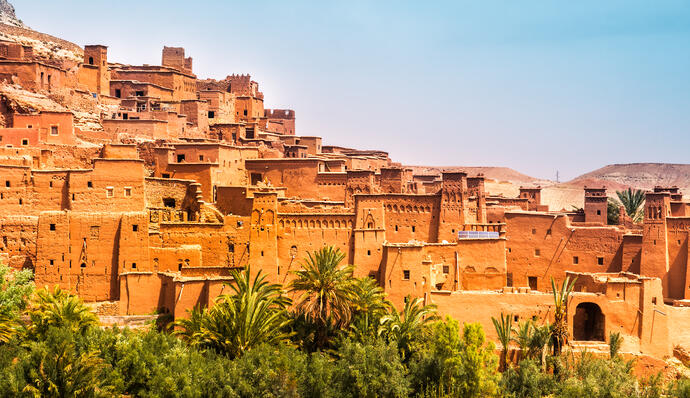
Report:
570,163,690,192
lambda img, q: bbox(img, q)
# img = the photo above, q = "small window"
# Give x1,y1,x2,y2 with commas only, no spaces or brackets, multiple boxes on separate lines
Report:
261,250,264,257
163,198,176,207
507,247,512,253
597,257,604,265
115,89,121,98
21,139,28,146
49,259,54,266
367,250,371,256
443,265,449,274
528,276,538,291
88,56,94,65
5,181,9,187
395,225,398,232
87,181,93,188
652,297,657,305
162,173,170,178
80,262,86,268
412,226,416,232
573,256,579,265
49,181,53,188
546,229,552,236
135,90,144,96
50,224,56,231
531,228,536,235
403,270,410,280
208,111,215,118
50,126,58,136
132,263,137,269
106,187,114,198
198,155,204,161
506,272,513,287
596,210,601,215
243,109,248,116
132,224,138,232
124,187,132,197
514,315,519,322
534,248,540,257
177,154,186,162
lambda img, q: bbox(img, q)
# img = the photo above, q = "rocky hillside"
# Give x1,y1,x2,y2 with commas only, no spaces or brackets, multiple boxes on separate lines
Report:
0,0,25,28
0,0,82,62
570,163,690,192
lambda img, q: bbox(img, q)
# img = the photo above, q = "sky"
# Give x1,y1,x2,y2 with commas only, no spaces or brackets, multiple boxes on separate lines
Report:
16,0,690,180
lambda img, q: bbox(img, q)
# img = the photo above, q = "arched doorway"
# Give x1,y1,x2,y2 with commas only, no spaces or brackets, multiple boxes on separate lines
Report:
573,302,605,341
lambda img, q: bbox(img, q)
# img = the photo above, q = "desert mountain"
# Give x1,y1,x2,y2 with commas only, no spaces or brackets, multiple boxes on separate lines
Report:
569,163,690,192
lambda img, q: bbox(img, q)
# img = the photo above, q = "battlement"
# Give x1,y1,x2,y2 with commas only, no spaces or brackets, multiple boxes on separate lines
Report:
265,109,295,119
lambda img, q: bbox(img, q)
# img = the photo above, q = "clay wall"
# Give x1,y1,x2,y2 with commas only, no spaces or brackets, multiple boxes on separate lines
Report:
0,61,66,92
180,100,209,131
199,90,235,124
641,193,674,298
505,212,624,291
102,119,168,139
663,217,690,300
275,213,355,285
381,195,440,243
35,211,149,301
111,68,196,101
621,234,643,274
235,96,264,122
159,221,249,269
0,215,37,269
68,159,146,212
584,188,608,224
0,127,38,147
246,159,330,199
264,109,295,135
13,111,75,145
430,290,553,342
110,80,174,101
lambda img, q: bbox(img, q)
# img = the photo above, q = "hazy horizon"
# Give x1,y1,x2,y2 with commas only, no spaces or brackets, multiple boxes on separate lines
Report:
16,0,690,181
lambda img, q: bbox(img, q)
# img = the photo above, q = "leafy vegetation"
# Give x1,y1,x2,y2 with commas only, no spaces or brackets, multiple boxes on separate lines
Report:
0,250,688,397
615,188,646,223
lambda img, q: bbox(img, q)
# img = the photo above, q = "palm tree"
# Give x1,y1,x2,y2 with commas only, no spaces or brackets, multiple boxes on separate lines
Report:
0,313,17,344
379,296,437,360
512,319,533,360
529,323,552,369
176,267,292,358
289,246,356,349
173,306,207,346
551,276,576,356
491,312,513,370
348,277,391,341
609,331,623,359
616,188,646,223
23,328,112,397
28,286,98,338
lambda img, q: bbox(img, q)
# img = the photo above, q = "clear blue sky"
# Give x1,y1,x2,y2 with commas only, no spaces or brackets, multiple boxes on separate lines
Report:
17,0,690,180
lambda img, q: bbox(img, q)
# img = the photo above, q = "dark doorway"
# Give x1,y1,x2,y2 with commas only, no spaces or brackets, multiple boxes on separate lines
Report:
528,276,538,291
250,173,262,185
573,302,605,341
